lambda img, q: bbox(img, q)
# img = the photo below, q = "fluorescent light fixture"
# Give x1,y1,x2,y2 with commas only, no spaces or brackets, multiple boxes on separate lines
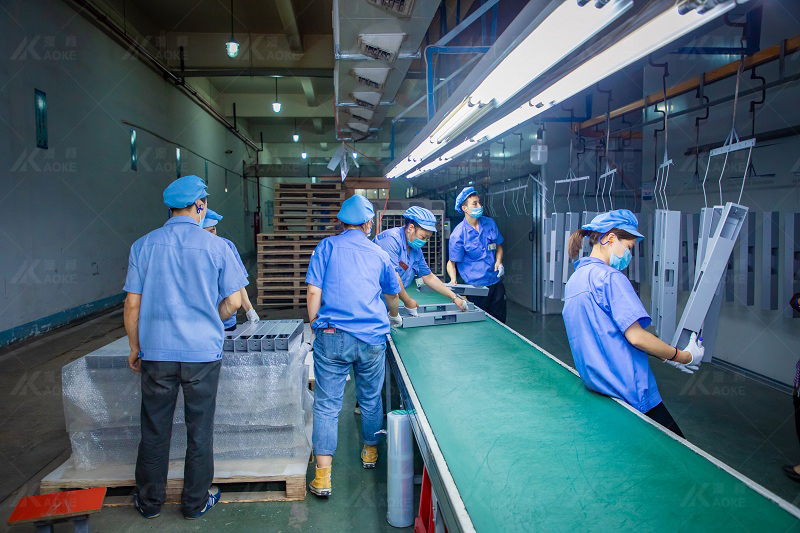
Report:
473,1,739,144
293,133,299,142
389,0,631,178
470,0,632,106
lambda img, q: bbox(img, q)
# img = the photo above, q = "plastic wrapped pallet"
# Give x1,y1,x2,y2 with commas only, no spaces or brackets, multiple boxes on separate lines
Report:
62,332,313,470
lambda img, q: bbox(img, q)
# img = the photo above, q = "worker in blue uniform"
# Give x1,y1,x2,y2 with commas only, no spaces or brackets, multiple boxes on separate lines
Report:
305,194,402,498
123,176,248,520
202,209,260,328
375,206,469,314
562,210,704,438
447,186,507,322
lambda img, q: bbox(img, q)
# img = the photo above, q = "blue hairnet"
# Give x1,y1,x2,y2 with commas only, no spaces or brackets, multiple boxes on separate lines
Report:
454,186,478,211
404,206,437,232
582,209,644,241
163,176,209,208
337,194,375,225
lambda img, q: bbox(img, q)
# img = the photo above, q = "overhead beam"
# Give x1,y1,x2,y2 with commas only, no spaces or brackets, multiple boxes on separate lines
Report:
181,67,332,78
275,0,303,53
301,78,317,107
580,35,800,130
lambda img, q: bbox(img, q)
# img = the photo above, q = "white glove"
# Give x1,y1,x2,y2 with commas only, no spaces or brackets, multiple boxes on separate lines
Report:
682,332,705,365
389,314,403,328
452,296,469,311
664,333,704,374
406,306,419,317
664,359,699,374
496,264,505,278
246,309,260,323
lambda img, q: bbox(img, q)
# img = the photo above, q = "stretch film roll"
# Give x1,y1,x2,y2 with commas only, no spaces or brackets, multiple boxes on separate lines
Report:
386,410,414,528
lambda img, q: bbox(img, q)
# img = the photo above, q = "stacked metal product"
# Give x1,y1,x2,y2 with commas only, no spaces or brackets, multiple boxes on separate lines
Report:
62,320,312,470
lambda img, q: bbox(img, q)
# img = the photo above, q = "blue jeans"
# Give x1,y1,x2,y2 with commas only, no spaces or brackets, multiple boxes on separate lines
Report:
313,328,385,456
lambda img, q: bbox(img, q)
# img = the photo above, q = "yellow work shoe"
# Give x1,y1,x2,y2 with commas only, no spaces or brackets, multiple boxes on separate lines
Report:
309,466,332,497
361,445,378,469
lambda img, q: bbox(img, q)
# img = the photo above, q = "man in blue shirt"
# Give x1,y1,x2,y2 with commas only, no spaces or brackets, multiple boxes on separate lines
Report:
202,209,260,328
123,176,248,520
305,194,402,498
447,186,507,322
375,206,468,313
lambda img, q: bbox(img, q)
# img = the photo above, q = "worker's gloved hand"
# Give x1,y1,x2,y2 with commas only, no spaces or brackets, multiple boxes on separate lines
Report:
453,296,469,312
246,309,260,323
389,314,403,328
415,278,425,290
682,332,705,366
496,263,505,278
664,359,699,374
406,306,419,317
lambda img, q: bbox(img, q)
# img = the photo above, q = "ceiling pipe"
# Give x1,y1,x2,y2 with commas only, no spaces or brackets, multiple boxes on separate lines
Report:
68,0,261,153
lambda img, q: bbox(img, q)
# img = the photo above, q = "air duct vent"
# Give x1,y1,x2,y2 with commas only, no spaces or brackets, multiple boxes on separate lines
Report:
350,67,391,90
357,34,405,61
365,0,415,17
351,91,382,110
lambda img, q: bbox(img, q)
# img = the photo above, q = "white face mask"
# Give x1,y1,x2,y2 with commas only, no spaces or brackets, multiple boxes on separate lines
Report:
363,220,374,237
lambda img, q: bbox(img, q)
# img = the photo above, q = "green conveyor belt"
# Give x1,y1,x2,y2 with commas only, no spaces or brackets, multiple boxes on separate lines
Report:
390,292,800,532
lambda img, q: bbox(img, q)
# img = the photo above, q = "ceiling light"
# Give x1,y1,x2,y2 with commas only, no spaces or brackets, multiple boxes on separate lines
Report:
472,1,739,144
225,0,239,58
469,0,632,106
272,78,281,113
293,119,299,142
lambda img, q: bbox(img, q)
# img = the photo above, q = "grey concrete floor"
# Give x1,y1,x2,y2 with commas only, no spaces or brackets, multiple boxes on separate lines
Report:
2,300,800,531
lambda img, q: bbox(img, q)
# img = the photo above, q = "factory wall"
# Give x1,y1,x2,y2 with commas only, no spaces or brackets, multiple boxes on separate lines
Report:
639,0,800,385
0,0,259,346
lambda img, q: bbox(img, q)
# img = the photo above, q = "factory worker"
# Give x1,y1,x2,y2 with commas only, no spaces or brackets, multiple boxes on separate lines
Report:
562,210,704,438
447,186,507,322
123,175,248,519
374,206,468,313
305,194,402,498
202,209,259,328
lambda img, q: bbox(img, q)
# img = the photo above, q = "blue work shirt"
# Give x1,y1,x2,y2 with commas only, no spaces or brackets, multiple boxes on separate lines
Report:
306,229,403,345
219,237,249,329
448,217,504,286
562,257,661,413
123,216,248,362
374,226,432,288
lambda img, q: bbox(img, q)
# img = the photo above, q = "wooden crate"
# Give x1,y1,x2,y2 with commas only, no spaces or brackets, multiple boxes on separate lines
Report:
40,456,308,506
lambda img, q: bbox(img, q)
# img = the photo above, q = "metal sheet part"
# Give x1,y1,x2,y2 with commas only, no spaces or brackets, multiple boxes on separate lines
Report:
418,282,489,297
779,212,800,318
651,210,681,341
546,213,565,300
561,212,580,300
399,302,485,328
223,320,304,353
672,203,749,350
733,212,755,307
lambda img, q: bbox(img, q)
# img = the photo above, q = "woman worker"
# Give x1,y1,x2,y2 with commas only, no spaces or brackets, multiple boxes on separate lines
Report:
562,209,704,438
202,209,259,329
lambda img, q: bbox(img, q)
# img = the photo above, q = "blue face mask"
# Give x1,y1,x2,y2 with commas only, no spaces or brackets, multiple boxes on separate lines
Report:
609,248,632,271
469,207,483,218
409,238,426,249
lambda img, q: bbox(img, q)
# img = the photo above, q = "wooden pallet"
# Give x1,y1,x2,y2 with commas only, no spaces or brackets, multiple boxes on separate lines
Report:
257,242,318,253
275,191,346,201
257,277,306,289
40,456,307,506
258,288,306,298
275,183,343,191
258,231,338,241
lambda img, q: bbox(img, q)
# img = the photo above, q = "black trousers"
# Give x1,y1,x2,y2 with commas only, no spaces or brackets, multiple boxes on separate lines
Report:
136,360,221,516
645,402,684,439
793,393,800,446
470,281,507,323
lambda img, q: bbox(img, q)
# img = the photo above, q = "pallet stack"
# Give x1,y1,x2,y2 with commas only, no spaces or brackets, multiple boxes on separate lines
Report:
257,182,346,308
